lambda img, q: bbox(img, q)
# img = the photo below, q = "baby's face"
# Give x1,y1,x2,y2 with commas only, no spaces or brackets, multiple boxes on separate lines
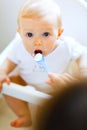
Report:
18,17,59,56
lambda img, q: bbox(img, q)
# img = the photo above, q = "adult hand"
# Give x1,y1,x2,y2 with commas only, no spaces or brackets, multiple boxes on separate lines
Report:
46,73,79,90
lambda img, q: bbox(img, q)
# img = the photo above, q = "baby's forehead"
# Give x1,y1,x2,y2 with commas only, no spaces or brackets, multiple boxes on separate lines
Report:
19,17,58,31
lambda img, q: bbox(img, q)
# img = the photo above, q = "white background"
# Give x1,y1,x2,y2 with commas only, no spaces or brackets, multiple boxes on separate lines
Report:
0,0,87,52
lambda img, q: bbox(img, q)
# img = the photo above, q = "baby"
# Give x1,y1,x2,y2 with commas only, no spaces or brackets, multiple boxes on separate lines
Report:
0,0,87,128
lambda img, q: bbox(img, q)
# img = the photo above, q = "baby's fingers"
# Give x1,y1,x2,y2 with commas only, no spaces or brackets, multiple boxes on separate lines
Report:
6,77,10,85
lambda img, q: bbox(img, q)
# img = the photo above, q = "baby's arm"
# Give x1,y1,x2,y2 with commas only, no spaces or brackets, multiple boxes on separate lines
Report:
0,58,17,91
76,54,87,78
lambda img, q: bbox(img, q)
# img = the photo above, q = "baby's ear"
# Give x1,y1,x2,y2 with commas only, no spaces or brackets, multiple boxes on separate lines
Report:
16,27,22,37
58,28,64,37
17,27,20,33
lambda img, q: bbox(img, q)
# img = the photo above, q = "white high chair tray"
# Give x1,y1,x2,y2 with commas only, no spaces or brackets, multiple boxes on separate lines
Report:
2,83,51,105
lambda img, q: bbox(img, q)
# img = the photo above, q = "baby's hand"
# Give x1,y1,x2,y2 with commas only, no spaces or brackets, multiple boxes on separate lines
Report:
46,73,78,90
0,70,10,92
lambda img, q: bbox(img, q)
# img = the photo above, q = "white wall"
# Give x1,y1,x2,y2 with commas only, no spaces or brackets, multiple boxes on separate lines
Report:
55,0,87,46
0,0,87,52
0,0,26,52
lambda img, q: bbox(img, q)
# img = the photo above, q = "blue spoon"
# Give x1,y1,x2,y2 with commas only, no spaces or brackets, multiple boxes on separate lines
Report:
34,53,50,73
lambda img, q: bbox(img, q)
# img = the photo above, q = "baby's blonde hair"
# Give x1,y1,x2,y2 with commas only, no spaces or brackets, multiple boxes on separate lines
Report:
18,0,62,29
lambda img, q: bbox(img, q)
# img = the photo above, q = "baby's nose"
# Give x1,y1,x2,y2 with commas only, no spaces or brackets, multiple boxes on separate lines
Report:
34,39,42,46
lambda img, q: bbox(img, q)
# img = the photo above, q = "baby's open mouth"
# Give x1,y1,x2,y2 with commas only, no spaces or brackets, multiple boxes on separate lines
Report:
34,50,42,55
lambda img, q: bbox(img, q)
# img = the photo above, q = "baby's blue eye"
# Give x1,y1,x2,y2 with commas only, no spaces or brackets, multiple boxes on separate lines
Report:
43,32,49,37
26,33,33,37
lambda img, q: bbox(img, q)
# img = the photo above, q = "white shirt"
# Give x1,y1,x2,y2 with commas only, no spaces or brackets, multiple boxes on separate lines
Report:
1,33,87,92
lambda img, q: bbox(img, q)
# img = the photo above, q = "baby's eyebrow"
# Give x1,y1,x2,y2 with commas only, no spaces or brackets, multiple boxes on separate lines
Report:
41,26,53,29
41,28,53,32
23,27,34,32
23,29,33,32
